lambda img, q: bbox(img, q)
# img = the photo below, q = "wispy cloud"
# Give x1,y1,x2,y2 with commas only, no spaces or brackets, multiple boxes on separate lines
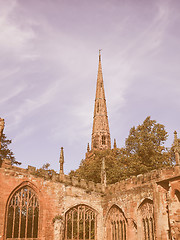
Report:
8,80,61,128
0,0,36,60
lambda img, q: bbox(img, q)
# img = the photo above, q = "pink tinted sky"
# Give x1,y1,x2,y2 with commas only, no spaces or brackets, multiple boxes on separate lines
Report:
0,0,180,174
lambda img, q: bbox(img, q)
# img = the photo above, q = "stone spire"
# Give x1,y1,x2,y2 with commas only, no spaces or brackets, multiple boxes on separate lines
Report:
91,50,111,150
59,147,64,180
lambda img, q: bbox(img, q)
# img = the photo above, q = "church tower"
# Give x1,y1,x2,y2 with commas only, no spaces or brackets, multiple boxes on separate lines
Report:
91,50,111,150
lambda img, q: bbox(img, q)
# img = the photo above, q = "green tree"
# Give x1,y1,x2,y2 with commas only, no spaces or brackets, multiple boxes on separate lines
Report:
122,116,173,176
0,133,21,165
69,117,174,184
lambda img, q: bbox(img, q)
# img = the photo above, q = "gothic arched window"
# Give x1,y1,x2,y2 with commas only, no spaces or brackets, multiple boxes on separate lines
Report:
106,205,127,240
65,204,97,240
175,189,180,202
5,186,39,239
102,135,106,145
138,199,155,240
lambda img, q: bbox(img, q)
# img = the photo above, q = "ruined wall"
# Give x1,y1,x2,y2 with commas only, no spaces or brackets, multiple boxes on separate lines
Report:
103,166,180,240
0,163,103,240
0,161,179,240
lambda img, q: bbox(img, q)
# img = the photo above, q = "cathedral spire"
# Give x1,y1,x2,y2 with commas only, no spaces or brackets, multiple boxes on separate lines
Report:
91,50,111,150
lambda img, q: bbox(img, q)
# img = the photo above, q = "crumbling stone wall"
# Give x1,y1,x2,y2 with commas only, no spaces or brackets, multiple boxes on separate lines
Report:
0,164,103,240
0,162,179,240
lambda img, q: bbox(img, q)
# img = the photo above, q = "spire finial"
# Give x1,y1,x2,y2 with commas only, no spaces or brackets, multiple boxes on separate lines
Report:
59,147,64,180
99,49,102,60
174,131,178,143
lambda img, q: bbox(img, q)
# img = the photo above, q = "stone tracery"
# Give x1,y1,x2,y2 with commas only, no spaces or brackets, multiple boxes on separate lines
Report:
5,186,39,239
65,204,97,240
106,205,127,240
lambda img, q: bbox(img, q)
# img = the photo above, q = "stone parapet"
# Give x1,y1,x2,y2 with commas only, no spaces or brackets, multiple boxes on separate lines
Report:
106,166,180,195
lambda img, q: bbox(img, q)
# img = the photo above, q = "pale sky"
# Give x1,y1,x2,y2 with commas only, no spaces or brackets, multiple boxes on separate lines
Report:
1,0,180,174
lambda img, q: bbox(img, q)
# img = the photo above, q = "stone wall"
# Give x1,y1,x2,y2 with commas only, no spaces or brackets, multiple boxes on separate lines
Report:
0,163,103,240
0,161,179,240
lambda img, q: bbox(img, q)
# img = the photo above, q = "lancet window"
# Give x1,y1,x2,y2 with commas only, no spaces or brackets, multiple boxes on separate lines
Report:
102,135,106,145
65,204,97,240
106,205,127,240
139,199,155,240
175,189,180,202
5,186,39,239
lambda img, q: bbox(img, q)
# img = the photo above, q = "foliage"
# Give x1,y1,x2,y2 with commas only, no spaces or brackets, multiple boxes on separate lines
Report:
0,133,21,165
33,163,57,179
122,116,173,176
69,117,174,184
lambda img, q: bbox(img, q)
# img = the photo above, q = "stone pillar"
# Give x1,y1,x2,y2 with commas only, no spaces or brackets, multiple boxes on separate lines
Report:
173,131,180,166
0,118,5,167
113,138,117,149
59,147,64,181
101,157,106,192
54,219,64,240
0,118,4,150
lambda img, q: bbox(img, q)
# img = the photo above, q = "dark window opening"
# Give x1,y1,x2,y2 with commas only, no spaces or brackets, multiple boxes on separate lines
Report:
97,103,99,113
102,135,106,145
6,186,39,239
107,205,127,240
65,205,97,240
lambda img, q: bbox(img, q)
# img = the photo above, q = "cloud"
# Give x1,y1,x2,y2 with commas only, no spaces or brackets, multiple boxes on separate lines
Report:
7,79,61,129
0,0,37,61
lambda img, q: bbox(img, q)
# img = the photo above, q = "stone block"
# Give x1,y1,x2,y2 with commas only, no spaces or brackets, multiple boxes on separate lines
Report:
88,181,95,191
72,176,79,187
28,165,36,173
96,183,102,192
80,179,87,189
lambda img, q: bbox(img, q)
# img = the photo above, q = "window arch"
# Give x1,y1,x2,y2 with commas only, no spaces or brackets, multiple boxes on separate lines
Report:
175,189,180,202
138,199,155,240
102,135,106,145
5,186,39,239
106,205,127,240
65,204,97,240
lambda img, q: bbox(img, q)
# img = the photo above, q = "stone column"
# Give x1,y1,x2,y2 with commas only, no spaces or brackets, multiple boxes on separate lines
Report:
59,147,65,181
173,131,180,166
54,219,64,240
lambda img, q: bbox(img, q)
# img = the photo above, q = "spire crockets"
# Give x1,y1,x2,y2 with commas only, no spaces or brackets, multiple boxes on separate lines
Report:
91,50,111,150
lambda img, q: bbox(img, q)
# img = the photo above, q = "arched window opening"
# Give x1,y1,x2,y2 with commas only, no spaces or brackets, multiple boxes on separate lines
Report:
106,205,127,240
6,186,39,239
102,135,106,145
139,199,155,240
65,205,97,240
175,190,180,202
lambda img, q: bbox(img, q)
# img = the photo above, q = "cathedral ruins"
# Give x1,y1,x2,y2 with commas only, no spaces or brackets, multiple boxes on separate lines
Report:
0,52,180,240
